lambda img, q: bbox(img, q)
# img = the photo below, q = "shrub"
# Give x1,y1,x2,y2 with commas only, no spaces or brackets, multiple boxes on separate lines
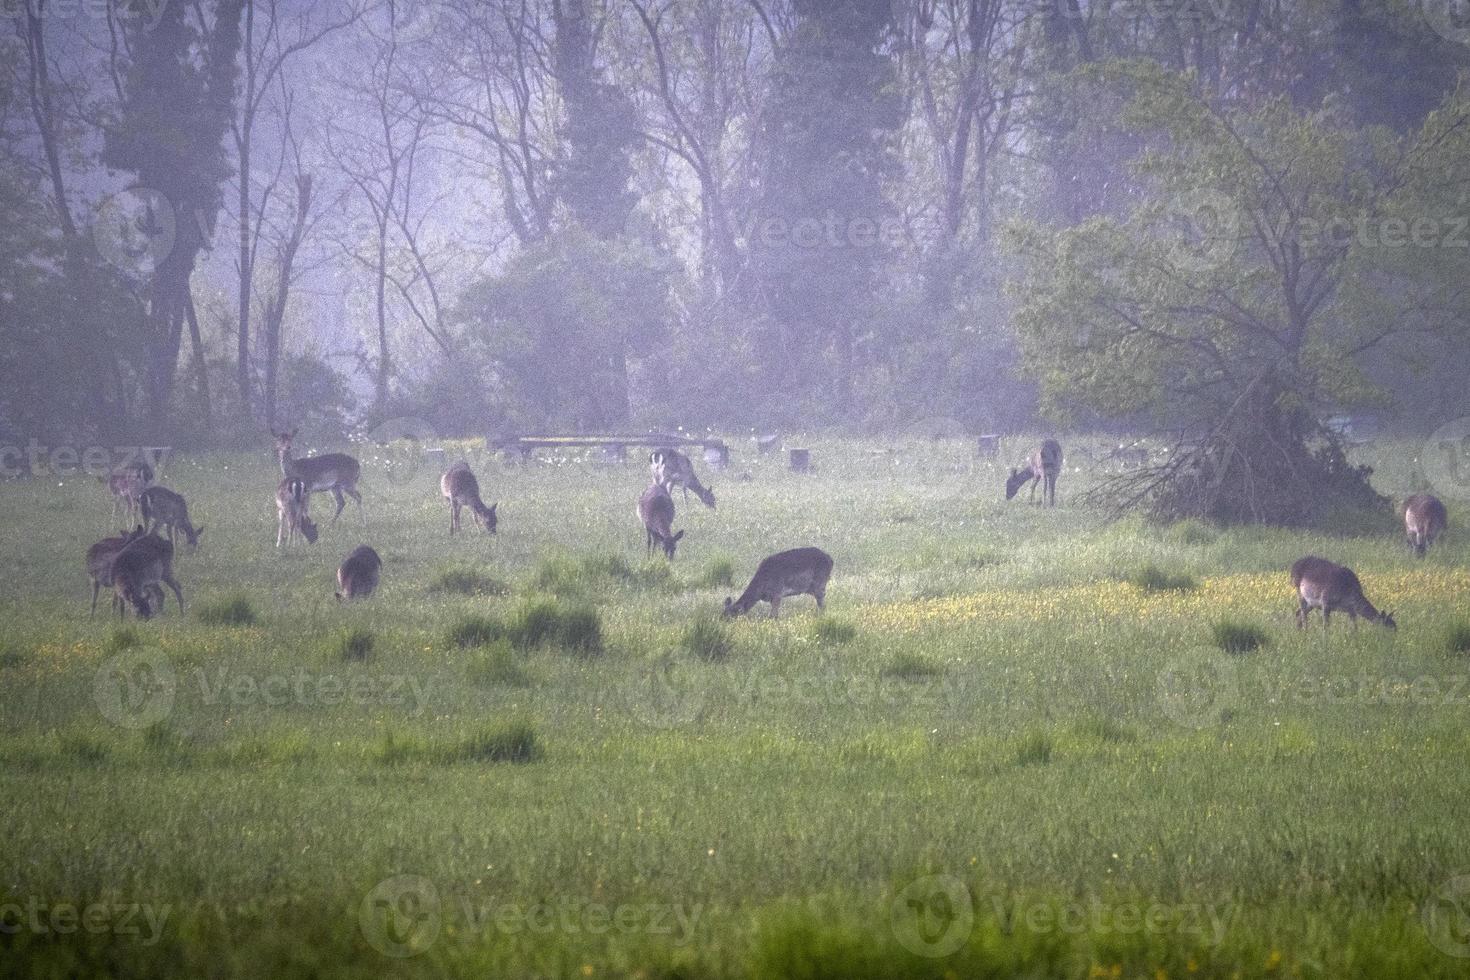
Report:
336,628,375,662
1125,564,1198,592
681,615,733,662
1445,622,1470,656
427,566,509,597
448,614,505,649
812,616,858,645
880,652,943,681
195,595,257,626
467,641,532,688
1212,619,1269,654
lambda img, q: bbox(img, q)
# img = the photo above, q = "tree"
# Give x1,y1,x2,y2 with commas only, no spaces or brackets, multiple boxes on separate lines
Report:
1006,61,1470,525
102,0,245,426
749,0,905,417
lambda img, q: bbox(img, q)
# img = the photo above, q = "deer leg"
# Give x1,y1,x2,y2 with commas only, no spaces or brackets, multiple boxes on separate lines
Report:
162,570,184,614
814,587,825,610
330,488,347,523
345,486,364,524
768,596,781,619
91,580,101,615
1295,599,1309,629
450,500,459,535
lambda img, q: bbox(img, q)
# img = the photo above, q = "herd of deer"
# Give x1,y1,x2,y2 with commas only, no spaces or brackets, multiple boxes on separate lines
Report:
84,435,1448,631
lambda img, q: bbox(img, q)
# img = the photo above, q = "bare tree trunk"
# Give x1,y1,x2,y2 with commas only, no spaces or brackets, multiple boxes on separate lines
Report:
262,175,313,431
184,287,211,429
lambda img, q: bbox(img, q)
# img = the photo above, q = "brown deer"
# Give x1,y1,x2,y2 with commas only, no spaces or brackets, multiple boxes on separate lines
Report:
336,545,382,600
441,461,498,535
723,547,833,618
139,485,204,548
638,482,684,559
275,477,319,548
1290,556,1396,631
101,458,153,521
272,428,363,524
1403,493,1448,557
86,524,156,615
650,449,716,509
111,531,185,619
1005,439,1063,506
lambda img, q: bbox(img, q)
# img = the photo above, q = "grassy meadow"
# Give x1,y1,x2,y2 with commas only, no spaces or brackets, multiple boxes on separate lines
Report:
1,434,1469,978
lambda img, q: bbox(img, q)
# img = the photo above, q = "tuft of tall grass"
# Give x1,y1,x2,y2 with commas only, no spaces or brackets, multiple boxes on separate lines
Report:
466,641,532,688
510,600,603,655
336,628,375,662
448,614,504,648
1013,730,1054,767
1444,621,1470,656
681,615,733,662
371,722,540,765
880,652,943,681
427,566,509,597
195,594,258,626
1212,619,1269,654
1125,564,1199,592
106,627,141,654
811,616,857,645
696,557,737,590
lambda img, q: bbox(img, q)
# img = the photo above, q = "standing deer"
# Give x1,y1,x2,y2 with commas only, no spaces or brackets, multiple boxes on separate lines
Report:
336,545,382,600
275,477,319,548
441,461,498,535
1005,439,1063,506
101,458,153,521
723,547,833,619
638,482,684,559
139,485,205,548
110,531,185,619
1403,493,1448,557
650,449,716,509
1290,556,1397,631
86,525,156,615
272,428,363,524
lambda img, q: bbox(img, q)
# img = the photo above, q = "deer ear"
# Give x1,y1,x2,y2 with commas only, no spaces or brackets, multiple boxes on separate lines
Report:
673,530,685,542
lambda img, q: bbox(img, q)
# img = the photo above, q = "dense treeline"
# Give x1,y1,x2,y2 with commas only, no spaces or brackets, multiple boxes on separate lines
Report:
2,0,1468,448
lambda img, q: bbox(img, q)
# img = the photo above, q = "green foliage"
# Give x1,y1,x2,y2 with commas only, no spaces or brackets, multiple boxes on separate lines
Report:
372,723,539,766
466,642,532,689
1445,622,1470,656
106,628,141,654
195,595,257,626
448,615,504,649
1012,730,1054,767
811,616,858,646
509,600,603,656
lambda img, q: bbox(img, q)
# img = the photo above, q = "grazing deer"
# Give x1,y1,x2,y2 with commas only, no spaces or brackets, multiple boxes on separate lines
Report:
336,545,382,600
87,524,155,615
111,531,184,619
101,459,153,521
1290,556,1396,631
1403,493,1448,557
638,482,684,559
441,461,498,535
275,477,319,547
139,485,204,548
272,428,363,524
650,449,716,509
1005,439,1063,506
723,547,833,619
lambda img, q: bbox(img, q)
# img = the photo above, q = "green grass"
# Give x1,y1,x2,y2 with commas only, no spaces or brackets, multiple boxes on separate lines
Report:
2,437,1469,977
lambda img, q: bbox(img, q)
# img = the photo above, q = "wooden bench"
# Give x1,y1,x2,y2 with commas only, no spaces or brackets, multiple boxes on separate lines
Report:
489,434,730,468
